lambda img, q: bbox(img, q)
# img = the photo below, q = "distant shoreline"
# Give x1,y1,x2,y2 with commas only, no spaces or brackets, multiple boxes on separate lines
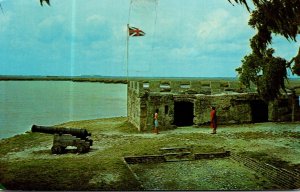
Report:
0,75,240,84
1,75,300,85
0,75,128,84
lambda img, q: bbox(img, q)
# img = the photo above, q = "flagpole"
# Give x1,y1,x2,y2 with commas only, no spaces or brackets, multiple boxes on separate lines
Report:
126,24,129,84
127,0,133,84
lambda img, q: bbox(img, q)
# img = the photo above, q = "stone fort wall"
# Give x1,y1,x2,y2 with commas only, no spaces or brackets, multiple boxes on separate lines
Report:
128,80,300,131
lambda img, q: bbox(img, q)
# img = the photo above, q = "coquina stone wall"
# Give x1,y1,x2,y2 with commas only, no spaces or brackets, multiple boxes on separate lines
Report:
127,80,300,131
193,93,255,125
127,81,144,131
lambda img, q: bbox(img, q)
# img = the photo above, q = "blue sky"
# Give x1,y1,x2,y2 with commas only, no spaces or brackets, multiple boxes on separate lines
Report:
0,0,298,77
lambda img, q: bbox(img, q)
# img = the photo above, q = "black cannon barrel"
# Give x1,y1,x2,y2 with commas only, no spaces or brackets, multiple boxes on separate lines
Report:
31,125,91,138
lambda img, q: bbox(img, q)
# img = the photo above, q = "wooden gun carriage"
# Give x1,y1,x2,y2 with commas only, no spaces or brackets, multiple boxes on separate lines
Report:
31,125,93,154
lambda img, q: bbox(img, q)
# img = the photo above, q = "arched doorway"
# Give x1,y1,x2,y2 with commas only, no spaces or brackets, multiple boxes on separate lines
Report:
174,101,194,126
250,100,268,122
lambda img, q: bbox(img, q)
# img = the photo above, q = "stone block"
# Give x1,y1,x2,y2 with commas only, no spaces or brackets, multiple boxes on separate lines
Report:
170,81,181,92
149,81,161,92
190,81,201,92
194,151,230,160
124,155,166,164
211,89,222,94
210,81,221,89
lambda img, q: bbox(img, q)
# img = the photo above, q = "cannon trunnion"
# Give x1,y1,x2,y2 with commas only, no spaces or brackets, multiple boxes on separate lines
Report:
31,125,93,154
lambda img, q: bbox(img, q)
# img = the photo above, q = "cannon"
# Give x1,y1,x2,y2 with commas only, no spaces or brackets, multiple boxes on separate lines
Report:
31,125,93,154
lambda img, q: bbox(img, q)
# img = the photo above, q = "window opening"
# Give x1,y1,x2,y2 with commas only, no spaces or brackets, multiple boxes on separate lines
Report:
165,105,169,115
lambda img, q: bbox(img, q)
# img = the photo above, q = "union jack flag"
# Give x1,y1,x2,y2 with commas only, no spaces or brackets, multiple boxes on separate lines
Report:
128,25,145,37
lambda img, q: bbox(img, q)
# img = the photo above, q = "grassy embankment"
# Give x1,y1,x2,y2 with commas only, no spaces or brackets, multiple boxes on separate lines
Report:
0,117,299,190
0,118,141,190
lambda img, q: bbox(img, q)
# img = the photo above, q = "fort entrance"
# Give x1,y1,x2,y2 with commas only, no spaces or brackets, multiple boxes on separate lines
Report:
174,101,194,126
250,100,269,123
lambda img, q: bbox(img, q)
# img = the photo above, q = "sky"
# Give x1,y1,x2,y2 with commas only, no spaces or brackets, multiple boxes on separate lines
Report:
0,0,299,77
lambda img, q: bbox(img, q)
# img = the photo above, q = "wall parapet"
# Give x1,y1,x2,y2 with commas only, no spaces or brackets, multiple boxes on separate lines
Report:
128,80,249,95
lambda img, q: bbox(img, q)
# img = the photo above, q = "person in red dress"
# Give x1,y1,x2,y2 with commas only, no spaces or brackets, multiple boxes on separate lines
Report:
210,106,217,134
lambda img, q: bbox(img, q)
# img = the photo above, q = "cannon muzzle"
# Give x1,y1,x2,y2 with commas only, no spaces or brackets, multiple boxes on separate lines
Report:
31,125,91,138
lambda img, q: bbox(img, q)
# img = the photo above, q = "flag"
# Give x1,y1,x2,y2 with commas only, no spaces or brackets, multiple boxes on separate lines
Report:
128,25,145,37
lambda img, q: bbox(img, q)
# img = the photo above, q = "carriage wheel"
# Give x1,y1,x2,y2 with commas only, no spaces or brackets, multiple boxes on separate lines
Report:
77,145,86,153
51,145,64,154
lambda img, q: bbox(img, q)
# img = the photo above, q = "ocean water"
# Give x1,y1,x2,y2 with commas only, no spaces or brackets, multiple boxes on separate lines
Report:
0,81,127,139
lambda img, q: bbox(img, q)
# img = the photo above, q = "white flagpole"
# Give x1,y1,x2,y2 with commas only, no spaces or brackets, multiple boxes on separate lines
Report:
126,0,133,119
127,0,133,83
126,24,129,83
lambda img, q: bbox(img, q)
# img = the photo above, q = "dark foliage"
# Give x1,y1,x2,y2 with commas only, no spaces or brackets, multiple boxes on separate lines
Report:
229,0,300,101
236,49,287,101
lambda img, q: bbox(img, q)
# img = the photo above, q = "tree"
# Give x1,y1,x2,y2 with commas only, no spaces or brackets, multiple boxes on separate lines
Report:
0,0,50,12
229,0,300,101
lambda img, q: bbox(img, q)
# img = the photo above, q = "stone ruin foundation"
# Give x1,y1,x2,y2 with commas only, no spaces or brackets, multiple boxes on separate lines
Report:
124,147,230,164
122,146,300,190
127,80,300,131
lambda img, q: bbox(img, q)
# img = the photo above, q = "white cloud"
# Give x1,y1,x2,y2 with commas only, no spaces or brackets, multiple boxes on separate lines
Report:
36,15,70,42
86,15,105,26
38,15,66,28
196,8,249,42
0,11,11,33
0,0,296,77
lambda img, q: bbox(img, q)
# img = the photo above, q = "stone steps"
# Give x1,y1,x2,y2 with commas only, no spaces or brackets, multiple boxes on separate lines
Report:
231,154,300,190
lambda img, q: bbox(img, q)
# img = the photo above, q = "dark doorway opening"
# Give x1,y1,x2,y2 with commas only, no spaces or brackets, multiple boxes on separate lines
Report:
174,101,194,126
250,100,268,122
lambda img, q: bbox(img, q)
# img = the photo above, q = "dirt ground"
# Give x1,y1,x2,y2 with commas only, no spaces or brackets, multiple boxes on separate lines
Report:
0,117,299,190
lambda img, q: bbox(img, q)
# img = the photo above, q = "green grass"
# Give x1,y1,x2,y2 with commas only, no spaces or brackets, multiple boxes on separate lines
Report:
0,120,224,190
0,117,299,190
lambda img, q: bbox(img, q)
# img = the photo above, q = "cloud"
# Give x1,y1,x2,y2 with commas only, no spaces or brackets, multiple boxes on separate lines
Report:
74,14,110,42
272,35,300,61
0,12,11,33
196,8,250,42
197,9,229,40
143,4,253,76
37,15,69,42
0,0,296,77
86,15,104,24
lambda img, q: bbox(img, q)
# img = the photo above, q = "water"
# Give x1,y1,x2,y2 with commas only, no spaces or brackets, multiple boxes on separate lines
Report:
0,81,127,139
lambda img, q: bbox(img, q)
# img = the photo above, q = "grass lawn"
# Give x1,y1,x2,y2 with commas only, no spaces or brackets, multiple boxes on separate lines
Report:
0,117,299,190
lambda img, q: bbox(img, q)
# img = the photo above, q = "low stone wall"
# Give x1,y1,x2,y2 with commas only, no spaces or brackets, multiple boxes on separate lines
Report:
124,155,166,164
123,150,231,164
194,151,231,160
